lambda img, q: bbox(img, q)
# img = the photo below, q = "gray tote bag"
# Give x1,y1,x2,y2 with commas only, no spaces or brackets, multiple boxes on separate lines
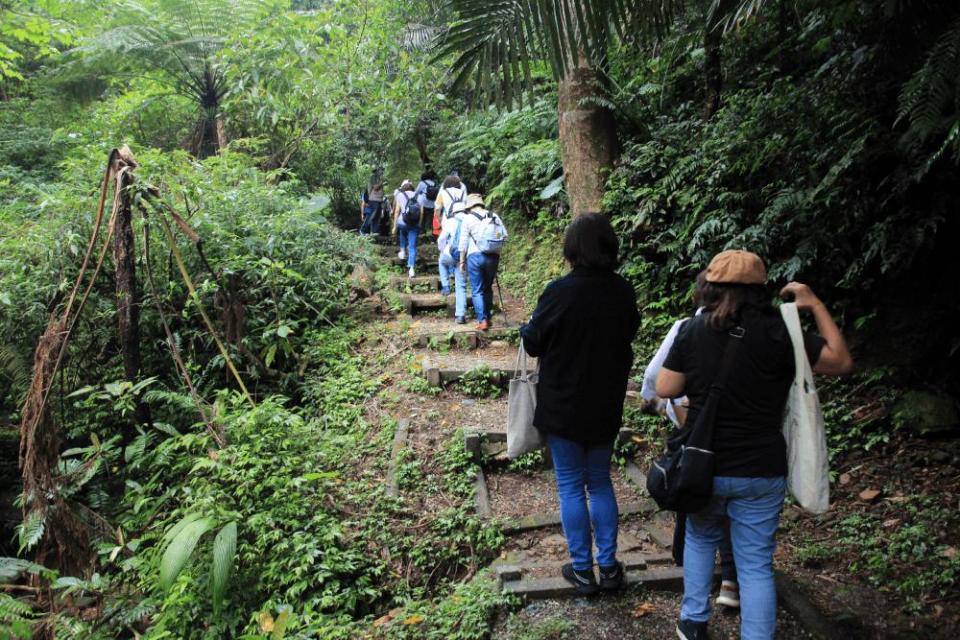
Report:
506,340,544,458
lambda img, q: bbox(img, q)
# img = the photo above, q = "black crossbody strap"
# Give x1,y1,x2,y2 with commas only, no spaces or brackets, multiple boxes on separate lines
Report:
710,326,745,394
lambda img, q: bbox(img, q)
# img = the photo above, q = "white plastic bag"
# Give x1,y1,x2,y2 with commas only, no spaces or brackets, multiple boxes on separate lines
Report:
506,340,544,459
781,302,830,514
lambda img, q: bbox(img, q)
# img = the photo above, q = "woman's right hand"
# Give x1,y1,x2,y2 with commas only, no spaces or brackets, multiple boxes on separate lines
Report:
779,282,822,312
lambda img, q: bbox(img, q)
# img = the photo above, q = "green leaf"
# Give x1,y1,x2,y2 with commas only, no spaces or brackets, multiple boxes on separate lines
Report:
539,175,564,199
277,325,292,338
210,522,237,616
17,510,45,554
159,515,215,592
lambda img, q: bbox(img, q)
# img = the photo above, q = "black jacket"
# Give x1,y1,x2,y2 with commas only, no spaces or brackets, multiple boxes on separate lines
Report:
520,268,640,445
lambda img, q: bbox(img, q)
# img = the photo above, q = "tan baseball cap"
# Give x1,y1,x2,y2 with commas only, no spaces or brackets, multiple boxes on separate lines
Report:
706,250,767,285
465,193,485,209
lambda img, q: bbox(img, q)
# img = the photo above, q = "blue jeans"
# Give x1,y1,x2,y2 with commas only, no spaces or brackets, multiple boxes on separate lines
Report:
398,225,419,268
466,252,498,321
439,252,455,295
682,476,786,640
547,435,619,571
360,204,381,235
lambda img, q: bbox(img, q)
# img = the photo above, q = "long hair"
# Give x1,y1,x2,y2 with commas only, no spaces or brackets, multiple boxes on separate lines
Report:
701,283,770,329
441,174,462,189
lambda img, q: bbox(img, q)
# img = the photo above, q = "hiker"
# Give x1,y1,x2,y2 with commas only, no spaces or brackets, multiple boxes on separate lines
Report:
359,176,385,235
656,250,852,640
519,213,641,595
641,270,740,611
437,201,469,321
415,170,440,236
457,194,507,331
391,180,422,278
433,174,468,237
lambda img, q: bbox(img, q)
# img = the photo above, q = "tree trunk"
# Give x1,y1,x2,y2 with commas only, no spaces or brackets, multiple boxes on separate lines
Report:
704,0,733,120
215,115,227,153
557,61,618,217
413,123,432,171
112,147,150,431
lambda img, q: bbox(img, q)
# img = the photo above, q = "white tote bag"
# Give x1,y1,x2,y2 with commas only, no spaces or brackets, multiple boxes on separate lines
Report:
506,340,544,459
781,302,830,514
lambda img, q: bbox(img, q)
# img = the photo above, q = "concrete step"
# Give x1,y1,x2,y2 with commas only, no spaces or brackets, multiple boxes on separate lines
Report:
498,500,656,534
378,244,439,260
400,293,468,317
419,344,524,387
370,234,431,246
501,565,686,598
390,275,441,292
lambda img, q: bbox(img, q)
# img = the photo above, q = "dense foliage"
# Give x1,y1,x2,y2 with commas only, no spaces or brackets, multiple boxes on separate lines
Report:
1,0,959,637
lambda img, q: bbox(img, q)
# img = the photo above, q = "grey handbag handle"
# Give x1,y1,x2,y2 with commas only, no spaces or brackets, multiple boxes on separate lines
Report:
515,339,538,381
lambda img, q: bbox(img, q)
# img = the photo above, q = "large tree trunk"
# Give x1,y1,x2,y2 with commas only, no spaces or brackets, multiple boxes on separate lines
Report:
704,0,733,120
413,123,432,171
112,147,150,431
557,61,618,217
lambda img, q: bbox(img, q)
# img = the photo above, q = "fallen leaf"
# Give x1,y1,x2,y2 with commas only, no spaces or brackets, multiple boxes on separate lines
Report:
882,518,900,529
258,612,274,633
839,473,851,485
858,488,881,502
402,614,425,625
372,608,403,628
943,546,958,560
632,602,657,618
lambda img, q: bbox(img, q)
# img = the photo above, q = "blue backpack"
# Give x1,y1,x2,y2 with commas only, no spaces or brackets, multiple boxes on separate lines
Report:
401,190,420,227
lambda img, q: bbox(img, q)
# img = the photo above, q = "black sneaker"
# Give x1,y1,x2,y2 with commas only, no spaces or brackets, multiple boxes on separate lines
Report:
455,316,466,324
676,619,710,640
561,563,598,595
598,562,625,591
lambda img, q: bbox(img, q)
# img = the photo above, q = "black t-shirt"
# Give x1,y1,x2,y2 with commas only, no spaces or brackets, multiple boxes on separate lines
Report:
663,309,825,477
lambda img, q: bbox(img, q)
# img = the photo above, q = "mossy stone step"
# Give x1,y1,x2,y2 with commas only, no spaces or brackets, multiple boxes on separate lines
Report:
390,275,441,292
377,244,439,259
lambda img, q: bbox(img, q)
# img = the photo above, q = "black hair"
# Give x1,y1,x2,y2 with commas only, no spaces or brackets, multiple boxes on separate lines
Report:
562,212,619,271
421,170,438,181
442,174,462,189
701,283,771,329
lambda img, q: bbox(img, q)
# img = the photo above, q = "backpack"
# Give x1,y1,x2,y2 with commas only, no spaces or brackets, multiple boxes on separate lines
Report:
471,211,507,255
443,187,466,217
401,190,421,227
424,180,440,201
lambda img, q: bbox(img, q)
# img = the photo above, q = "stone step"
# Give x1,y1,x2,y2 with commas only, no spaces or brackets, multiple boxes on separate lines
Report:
498,500,657,534
390,256,435,269
420,345,525,387
370,234,431,246
400,293,470,318
501,565,687,598
493,551,655,584
378,244,439,259
390,275,441,292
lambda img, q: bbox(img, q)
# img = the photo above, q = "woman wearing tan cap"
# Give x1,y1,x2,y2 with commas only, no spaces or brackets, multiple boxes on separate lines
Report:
656,250,852,640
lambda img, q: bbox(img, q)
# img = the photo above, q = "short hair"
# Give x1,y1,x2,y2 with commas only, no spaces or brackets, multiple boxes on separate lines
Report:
441,174,462,189
562,212,619,271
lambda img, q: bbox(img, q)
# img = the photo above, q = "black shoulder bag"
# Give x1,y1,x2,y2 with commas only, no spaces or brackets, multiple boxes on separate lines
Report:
646,325,744,513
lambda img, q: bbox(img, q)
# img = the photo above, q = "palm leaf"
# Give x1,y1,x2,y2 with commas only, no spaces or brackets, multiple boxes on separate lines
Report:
210,521,237,616
435,0,679,108
159,514,215,591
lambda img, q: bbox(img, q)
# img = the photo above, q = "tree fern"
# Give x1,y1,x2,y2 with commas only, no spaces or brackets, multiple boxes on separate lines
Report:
898,15,960,164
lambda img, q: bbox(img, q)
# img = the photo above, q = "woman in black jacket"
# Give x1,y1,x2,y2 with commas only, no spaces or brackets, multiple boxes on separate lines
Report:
520,213,640,594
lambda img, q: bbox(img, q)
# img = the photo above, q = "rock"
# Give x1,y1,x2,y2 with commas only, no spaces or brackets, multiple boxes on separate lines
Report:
858,488,881,502
892,390,959,435
930,450,950,463
839,472,852,485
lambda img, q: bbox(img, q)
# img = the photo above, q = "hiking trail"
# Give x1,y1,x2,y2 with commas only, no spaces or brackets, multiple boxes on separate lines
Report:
355,234,834,639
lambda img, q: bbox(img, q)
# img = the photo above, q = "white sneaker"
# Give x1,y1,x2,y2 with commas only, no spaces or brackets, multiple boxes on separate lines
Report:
408,267,416,278
716,580,740,608
398,249,406,260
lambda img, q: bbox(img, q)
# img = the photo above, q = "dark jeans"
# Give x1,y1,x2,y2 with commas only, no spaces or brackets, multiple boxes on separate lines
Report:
466,252,498,321
360,203,382,235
